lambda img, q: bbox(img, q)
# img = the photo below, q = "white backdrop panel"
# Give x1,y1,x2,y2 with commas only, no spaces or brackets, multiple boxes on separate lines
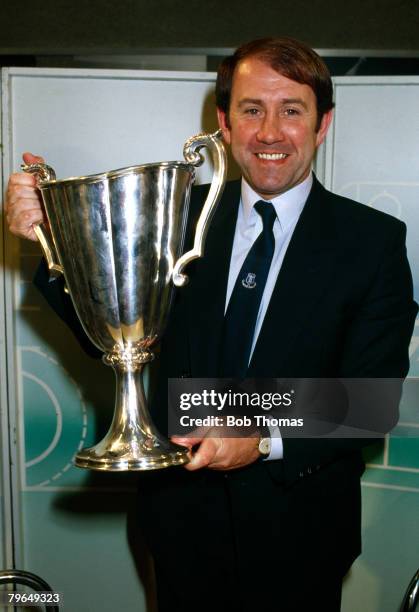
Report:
325,77,419,309
8,67,218,181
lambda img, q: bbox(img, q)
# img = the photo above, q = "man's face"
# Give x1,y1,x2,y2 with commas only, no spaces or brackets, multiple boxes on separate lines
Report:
217,57,333,199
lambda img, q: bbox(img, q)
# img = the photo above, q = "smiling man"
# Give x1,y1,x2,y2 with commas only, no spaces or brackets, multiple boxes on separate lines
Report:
5,37,417,612
142,38,417,612
217,55,332,199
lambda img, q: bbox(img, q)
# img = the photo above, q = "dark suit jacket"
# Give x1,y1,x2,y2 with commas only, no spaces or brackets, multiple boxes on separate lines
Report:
136,176,418,586
35,175,417,595
152,176,417,472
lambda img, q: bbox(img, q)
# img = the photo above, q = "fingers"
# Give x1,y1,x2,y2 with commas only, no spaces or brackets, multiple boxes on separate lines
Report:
5,184,45,242
184,437,223,471
6,178,39,210
6,199,45,241
176,434,261,472
7,172,37,193
5,154,46,241
171,434,204,448
22,152,45,165
6,208,44,241
171,433,207,469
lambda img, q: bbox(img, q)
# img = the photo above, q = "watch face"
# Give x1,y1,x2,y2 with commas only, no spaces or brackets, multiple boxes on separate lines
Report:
259,437,271,456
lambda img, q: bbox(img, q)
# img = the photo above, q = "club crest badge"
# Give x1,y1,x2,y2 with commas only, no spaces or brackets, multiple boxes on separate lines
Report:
242,272,257,289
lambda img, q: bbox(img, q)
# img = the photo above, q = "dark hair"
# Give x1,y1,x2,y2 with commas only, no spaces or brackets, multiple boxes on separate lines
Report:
215,37,334,130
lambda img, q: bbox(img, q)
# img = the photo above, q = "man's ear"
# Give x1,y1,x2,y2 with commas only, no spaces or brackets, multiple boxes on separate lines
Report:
315,109,334,147
217,108,231,145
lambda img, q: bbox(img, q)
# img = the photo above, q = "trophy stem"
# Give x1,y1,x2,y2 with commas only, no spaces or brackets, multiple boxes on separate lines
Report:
74,354,190,471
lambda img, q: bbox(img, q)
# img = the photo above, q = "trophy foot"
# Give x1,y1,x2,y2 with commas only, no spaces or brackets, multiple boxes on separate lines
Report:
74,438,190,472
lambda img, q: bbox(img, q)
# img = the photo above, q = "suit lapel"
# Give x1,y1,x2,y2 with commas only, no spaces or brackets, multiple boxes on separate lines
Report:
248,177,338,376
187,181,241,375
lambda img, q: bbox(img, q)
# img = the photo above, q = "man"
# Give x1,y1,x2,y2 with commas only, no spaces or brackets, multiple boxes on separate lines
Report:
5,38,417,612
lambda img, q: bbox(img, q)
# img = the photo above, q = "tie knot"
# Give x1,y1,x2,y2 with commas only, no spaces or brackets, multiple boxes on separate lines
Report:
254,200,277,232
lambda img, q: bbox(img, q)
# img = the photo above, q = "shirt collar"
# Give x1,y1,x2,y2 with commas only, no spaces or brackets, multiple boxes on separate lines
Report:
241,173,313,232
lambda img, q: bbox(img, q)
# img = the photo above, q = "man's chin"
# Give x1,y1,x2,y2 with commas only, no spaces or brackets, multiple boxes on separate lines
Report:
245,171,310,200
249,181,291,200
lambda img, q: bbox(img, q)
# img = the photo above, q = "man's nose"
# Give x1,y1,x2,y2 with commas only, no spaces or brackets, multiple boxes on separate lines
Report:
256,113,284,143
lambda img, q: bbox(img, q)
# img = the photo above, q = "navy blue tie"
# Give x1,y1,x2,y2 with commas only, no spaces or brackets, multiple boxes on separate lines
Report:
220,200,277,378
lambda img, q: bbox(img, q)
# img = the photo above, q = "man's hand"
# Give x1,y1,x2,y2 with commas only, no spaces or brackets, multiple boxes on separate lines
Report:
172,429,261,471
5,152,46,241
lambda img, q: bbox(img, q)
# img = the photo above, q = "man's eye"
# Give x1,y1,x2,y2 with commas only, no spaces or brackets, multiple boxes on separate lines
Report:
284,108,300,116
244,108,260,115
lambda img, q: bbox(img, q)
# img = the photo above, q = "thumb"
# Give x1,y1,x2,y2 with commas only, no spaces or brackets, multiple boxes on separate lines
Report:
171,435,204,449
22,151,45,165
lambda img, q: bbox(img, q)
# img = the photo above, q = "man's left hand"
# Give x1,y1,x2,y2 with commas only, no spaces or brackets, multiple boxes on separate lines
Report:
171,431,261,471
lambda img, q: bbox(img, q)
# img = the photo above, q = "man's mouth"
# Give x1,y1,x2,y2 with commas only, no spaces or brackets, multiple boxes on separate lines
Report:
256,153,288,160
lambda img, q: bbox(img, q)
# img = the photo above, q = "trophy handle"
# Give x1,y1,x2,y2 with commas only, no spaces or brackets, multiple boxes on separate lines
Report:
21,163,64,279
172,129,227,287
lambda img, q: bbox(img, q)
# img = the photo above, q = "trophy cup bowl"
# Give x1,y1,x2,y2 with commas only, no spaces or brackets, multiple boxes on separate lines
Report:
23,130,226,471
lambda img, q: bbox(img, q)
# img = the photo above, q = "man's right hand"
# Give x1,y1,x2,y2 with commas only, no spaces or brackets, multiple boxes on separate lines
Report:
5,152,46,241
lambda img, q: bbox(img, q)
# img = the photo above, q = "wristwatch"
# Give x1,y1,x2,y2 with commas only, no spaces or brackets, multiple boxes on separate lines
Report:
258,434,271,458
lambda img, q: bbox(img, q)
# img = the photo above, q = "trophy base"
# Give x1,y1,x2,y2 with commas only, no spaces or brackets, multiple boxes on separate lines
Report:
74,441,190,472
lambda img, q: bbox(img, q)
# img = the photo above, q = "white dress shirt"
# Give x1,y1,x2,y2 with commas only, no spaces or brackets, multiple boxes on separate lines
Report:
225,173,313,460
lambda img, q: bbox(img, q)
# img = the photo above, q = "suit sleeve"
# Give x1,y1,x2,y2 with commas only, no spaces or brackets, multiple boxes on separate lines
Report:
278,220,418,485
339,221,417,378
34,259,103,359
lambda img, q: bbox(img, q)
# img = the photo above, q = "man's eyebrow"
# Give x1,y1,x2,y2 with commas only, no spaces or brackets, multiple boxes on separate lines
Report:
237,97,309,109
282,97,308,109
237,98,264,106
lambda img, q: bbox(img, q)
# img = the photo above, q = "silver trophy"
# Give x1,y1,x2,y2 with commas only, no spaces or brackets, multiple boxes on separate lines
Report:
23,130,226,471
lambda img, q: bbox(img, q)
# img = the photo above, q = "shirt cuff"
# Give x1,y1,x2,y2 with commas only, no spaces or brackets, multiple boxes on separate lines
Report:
261,425,283,460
